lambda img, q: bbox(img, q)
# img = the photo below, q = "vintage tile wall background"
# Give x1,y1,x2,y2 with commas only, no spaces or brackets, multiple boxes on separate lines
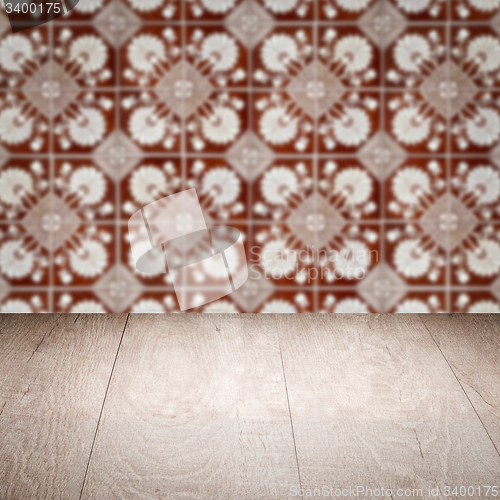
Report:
0,0,500,312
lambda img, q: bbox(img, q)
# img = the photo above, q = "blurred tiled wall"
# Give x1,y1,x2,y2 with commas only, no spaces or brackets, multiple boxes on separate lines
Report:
1,0,500,312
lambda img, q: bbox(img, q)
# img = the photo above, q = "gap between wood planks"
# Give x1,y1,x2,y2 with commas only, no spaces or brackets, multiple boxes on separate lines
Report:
418,313,500,459
78,313,130,500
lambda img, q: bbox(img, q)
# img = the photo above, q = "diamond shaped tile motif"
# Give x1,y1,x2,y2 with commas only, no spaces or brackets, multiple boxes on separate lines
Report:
421,195,478,250
359,0,407,49
491,10,500,36
225,0,274,49
230,274,275,312
287,194,345,249
94,264,143,312
225,131,275,182
155,62,213,118
94,0,142,48
420,62,478,119
357,263,407,313
288,62,345,119
23,63,80,119
22,195,81,251
358,132,407,180
93,131,142,180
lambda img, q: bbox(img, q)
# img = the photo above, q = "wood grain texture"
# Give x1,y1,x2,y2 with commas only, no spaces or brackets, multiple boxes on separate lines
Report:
279,314,500,496
81,314,300,500
0,314,62,405
420,313,500,456
0,313,128,500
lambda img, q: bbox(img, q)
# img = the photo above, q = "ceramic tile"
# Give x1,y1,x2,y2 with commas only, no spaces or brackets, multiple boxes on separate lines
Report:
452,290,500,313
451,158,500,222
186,157,248,223
317,290,375,313
314,222,381,287
450,90,500,153
318,158,381,220
450,222,500,286
252,90,315,153
185,0,242,21
450,26,500,88
254,0,315,21
387,291,446,313
0,223,51,286
252,26,315,90
318,0,377,21
317,90,380,154
1,0,500,312
120,157,182,220
53,25,118,88
119,89,182,153
0,91,51,154
383,157,447,221
118,0,181,22
318,25,382,88
0,290,49,312
251,157,314,221
52,223,116,286
451,0,500,21
384,26,448,89
52,0,116,22
255,289,314,312
0,158,50,222
119,25,183,89
385,90,448,154
53,89,116,153
384,222,448,286
387,0,448,22
54,290,111,312
0,27,49,87
185,90,248,153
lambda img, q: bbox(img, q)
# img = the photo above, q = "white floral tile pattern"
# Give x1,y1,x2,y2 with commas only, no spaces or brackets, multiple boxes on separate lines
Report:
1,0,500,312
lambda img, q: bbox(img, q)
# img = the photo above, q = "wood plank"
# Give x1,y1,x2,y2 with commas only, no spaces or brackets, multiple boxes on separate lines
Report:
0,313,128,500
0,314,62,403
279,314,500,497
420,313,500,456
81,314,299,500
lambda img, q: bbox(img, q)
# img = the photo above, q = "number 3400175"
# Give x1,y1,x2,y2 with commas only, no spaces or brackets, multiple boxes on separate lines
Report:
5,2,61,13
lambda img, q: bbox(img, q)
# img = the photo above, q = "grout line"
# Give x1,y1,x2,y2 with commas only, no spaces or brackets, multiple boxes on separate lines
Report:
278,335,303,492
114,10,122,314
2,152,499,158
379,0,387,312
246,0,254,291
48,20,54,313
445,0,452,313
1,85,498,92
1,284,498,291
78,313,130,500
418,314,500,458
181,0,187,192
50,20,500,26
3,218,500,225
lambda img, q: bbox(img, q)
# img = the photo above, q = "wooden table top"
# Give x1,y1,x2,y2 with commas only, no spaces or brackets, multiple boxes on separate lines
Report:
1,314,499,499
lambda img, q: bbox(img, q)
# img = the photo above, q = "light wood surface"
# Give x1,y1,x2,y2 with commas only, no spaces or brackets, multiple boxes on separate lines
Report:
420,314,500,455
0,314,499,500
279,314,500,498
0,314,128,500
81,314,300,499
